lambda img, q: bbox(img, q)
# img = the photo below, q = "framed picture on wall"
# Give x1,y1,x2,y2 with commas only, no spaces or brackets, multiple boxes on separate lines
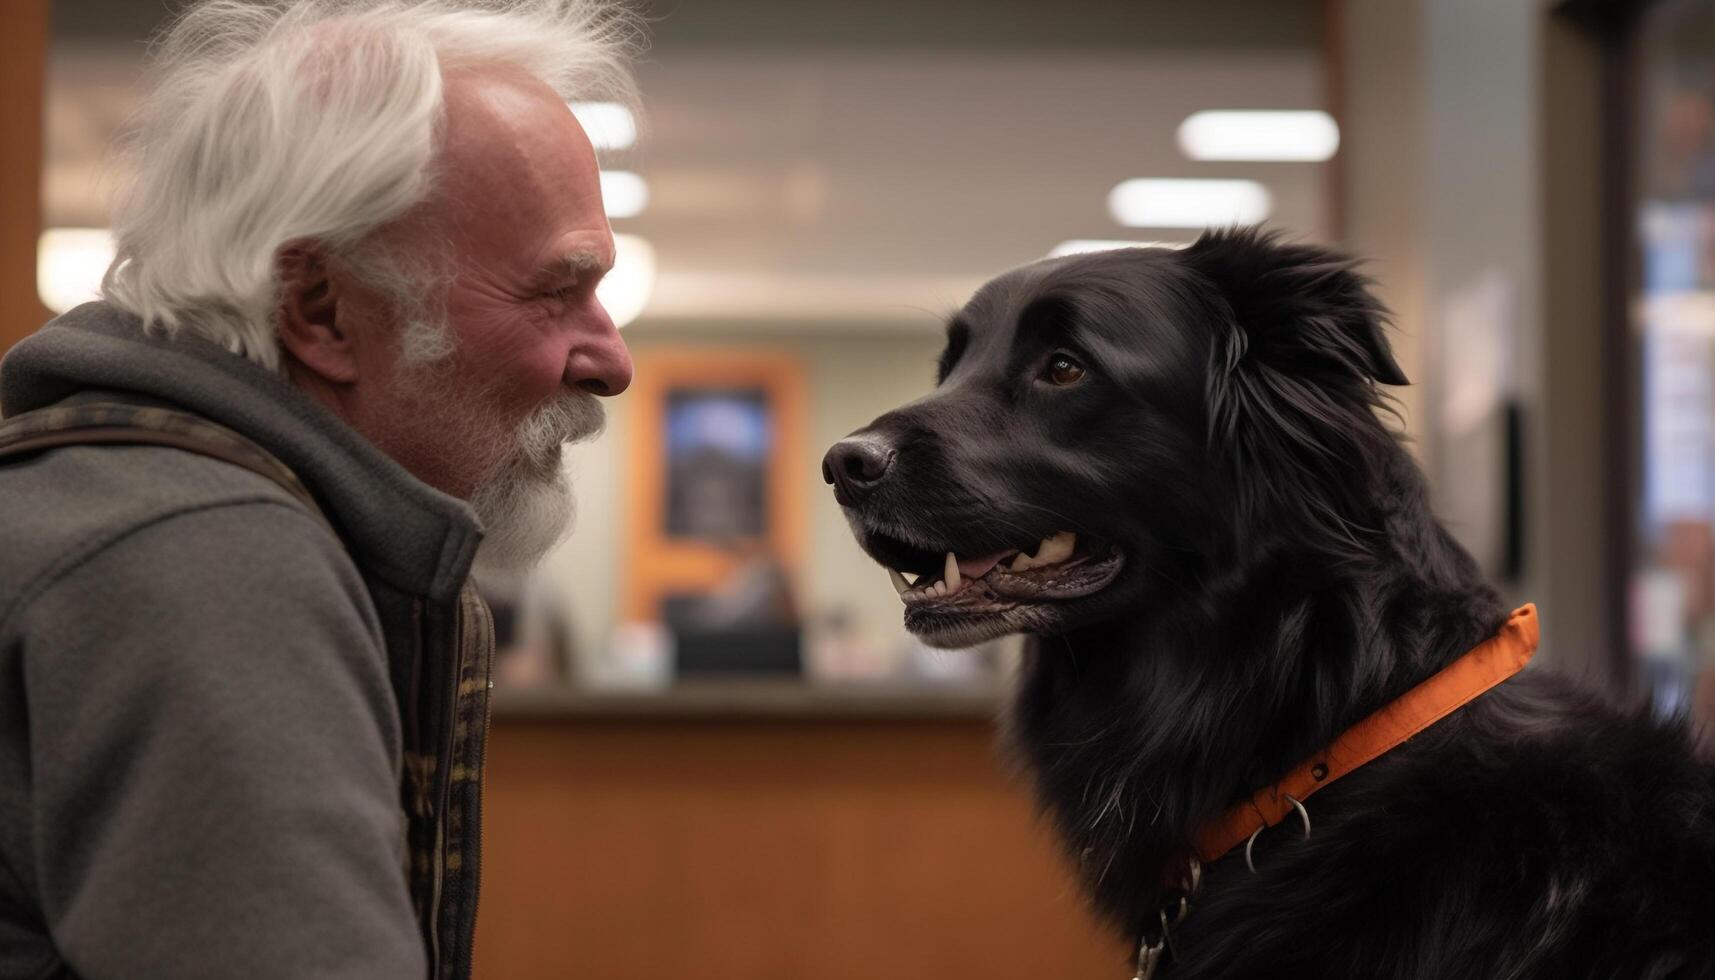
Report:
664,388,772,540
624,349,809,637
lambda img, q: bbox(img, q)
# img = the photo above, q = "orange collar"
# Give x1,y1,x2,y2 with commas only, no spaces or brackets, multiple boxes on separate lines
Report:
1193,604,1540,864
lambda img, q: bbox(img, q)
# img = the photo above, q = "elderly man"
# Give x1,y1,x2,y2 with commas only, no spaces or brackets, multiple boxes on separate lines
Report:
0,2,637,977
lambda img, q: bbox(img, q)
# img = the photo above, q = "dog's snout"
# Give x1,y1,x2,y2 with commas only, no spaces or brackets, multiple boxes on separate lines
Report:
822,436,896,506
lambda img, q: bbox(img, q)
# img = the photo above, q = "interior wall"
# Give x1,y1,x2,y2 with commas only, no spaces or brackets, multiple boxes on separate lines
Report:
1538,8,1614,684
1420,0,1541,615
1420,0,1616,669
1338,0,1427,458
1339,0,1612,669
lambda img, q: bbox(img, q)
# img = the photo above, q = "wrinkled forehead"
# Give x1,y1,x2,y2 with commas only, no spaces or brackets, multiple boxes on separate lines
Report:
429,68,609,257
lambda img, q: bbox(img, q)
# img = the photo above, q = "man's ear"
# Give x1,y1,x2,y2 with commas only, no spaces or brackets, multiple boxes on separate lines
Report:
275,241,359,384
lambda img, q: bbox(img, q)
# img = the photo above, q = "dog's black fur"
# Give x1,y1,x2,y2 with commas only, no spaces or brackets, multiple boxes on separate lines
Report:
825,229,1715,978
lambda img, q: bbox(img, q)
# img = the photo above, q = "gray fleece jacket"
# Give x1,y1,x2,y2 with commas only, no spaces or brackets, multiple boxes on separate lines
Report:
0,303,494,980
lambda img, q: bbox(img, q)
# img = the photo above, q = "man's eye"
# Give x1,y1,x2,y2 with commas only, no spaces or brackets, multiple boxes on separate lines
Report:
1043,352,1086,386
545,282,581,302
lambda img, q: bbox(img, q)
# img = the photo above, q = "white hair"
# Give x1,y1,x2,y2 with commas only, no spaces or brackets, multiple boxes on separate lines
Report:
101,0,643,372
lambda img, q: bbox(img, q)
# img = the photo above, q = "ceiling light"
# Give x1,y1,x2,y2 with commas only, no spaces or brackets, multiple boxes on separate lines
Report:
600,170,649,220
1177,110,1339,162
1049,239,1189,257
1107,179,1272,229
599,234,656,328
569,101,637,151
38,227,114,315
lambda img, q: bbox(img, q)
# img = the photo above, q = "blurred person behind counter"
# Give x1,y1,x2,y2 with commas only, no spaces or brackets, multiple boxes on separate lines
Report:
0,1,641,977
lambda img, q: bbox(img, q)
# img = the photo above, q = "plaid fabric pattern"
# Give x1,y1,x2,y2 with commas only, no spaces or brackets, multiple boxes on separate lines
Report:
402,582,495,980
0,399,322,517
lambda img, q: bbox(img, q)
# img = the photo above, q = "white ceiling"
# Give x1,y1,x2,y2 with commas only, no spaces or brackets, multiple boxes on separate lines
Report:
46,11,1327,327
622,49,1327,323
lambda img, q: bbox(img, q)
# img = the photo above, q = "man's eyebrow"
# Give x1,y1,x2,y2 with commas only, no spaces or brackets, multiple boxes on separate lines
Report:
532,250,610,284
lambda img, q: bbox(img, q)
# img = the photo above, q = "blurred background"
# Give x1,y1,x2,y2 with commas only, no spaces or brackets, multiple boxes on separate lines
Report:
2,0,1710,976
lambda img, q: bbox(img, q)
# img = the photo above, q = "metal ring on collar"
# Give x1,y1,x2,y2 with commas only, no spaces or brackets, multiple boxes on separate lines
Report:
1134,933,1165,980
1243,795,1313,873
1171,855,1203,927
1181,856,1202,895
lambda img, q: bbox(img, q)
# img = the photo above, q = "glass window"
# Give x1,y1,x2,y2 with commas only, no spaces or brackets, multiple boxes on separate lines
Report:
1632,0,1715,724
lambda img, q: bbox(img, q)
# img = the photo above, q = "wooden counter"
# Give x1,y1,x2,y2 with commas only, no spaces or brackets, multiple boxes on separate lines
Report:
491,679,1008,721
473,686,1130,979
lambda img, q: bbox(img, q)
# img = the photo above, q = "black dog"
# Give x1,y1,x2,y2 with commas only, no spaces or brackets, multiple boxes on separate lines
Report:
823,228,1715,979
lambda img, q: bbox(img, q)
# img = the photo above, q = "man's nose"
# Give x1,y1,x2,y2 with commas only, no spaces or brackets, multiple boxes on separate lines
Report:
821,434,896,506
567,304,634,396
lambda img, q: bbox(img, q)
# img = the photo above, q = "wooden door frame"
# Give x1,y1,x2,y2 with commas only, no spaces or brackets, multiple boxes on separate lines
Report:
622,347,809,623
0,0,48,357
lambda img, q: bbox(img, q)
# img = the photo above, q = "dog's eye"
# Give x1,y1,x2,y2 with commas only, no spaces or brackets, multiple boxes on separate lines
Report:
1044,352,1086,387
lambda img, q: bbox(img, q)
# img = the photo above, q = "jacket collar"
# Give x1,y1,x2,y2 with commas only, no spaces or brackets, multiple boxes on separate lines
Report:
0,303,481,601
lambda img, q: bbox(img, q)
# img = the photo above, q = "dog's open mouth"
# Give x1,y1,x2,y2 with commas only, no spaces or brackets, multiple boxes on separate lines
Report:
885,530,1119,603
863,529,1126,644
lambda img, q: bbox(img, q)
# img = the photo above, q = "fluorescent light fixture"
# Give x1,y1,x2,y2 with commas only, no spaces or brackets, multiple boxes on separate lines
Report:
600,170,649,220
1049,239,1189,257
569,101,636,151
1177,110,1339,162
1107,178,1272,229
38,227,115,315
598,234,656,328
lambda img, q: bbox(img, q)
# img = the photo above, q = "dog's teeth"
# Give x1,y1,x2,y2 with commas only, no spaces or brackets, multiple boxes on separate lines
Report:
888,568,909,595
944,552,961,592
1037,531,1076,565
1009,532,1076,572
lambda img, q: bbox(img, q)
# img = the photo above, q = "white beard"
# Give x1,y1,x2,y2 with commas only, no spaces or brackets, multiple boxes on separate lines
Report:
378,292,607,577
467,390,606,577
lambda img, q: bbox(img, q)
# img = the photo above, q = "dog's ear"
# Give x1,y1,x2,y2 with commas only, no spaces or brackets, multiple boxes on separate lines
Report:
1180,227,1407,389
1180,227,1407,547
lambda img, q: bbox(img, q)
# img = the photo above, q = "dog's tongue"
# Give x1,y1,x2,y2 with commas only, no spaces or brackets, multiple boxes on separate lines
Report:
958,549,1018,580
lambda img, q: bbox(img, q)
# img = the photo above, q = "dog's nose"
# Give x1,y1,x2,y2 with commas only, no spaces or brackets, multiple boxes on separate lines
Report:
822,436,895,506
